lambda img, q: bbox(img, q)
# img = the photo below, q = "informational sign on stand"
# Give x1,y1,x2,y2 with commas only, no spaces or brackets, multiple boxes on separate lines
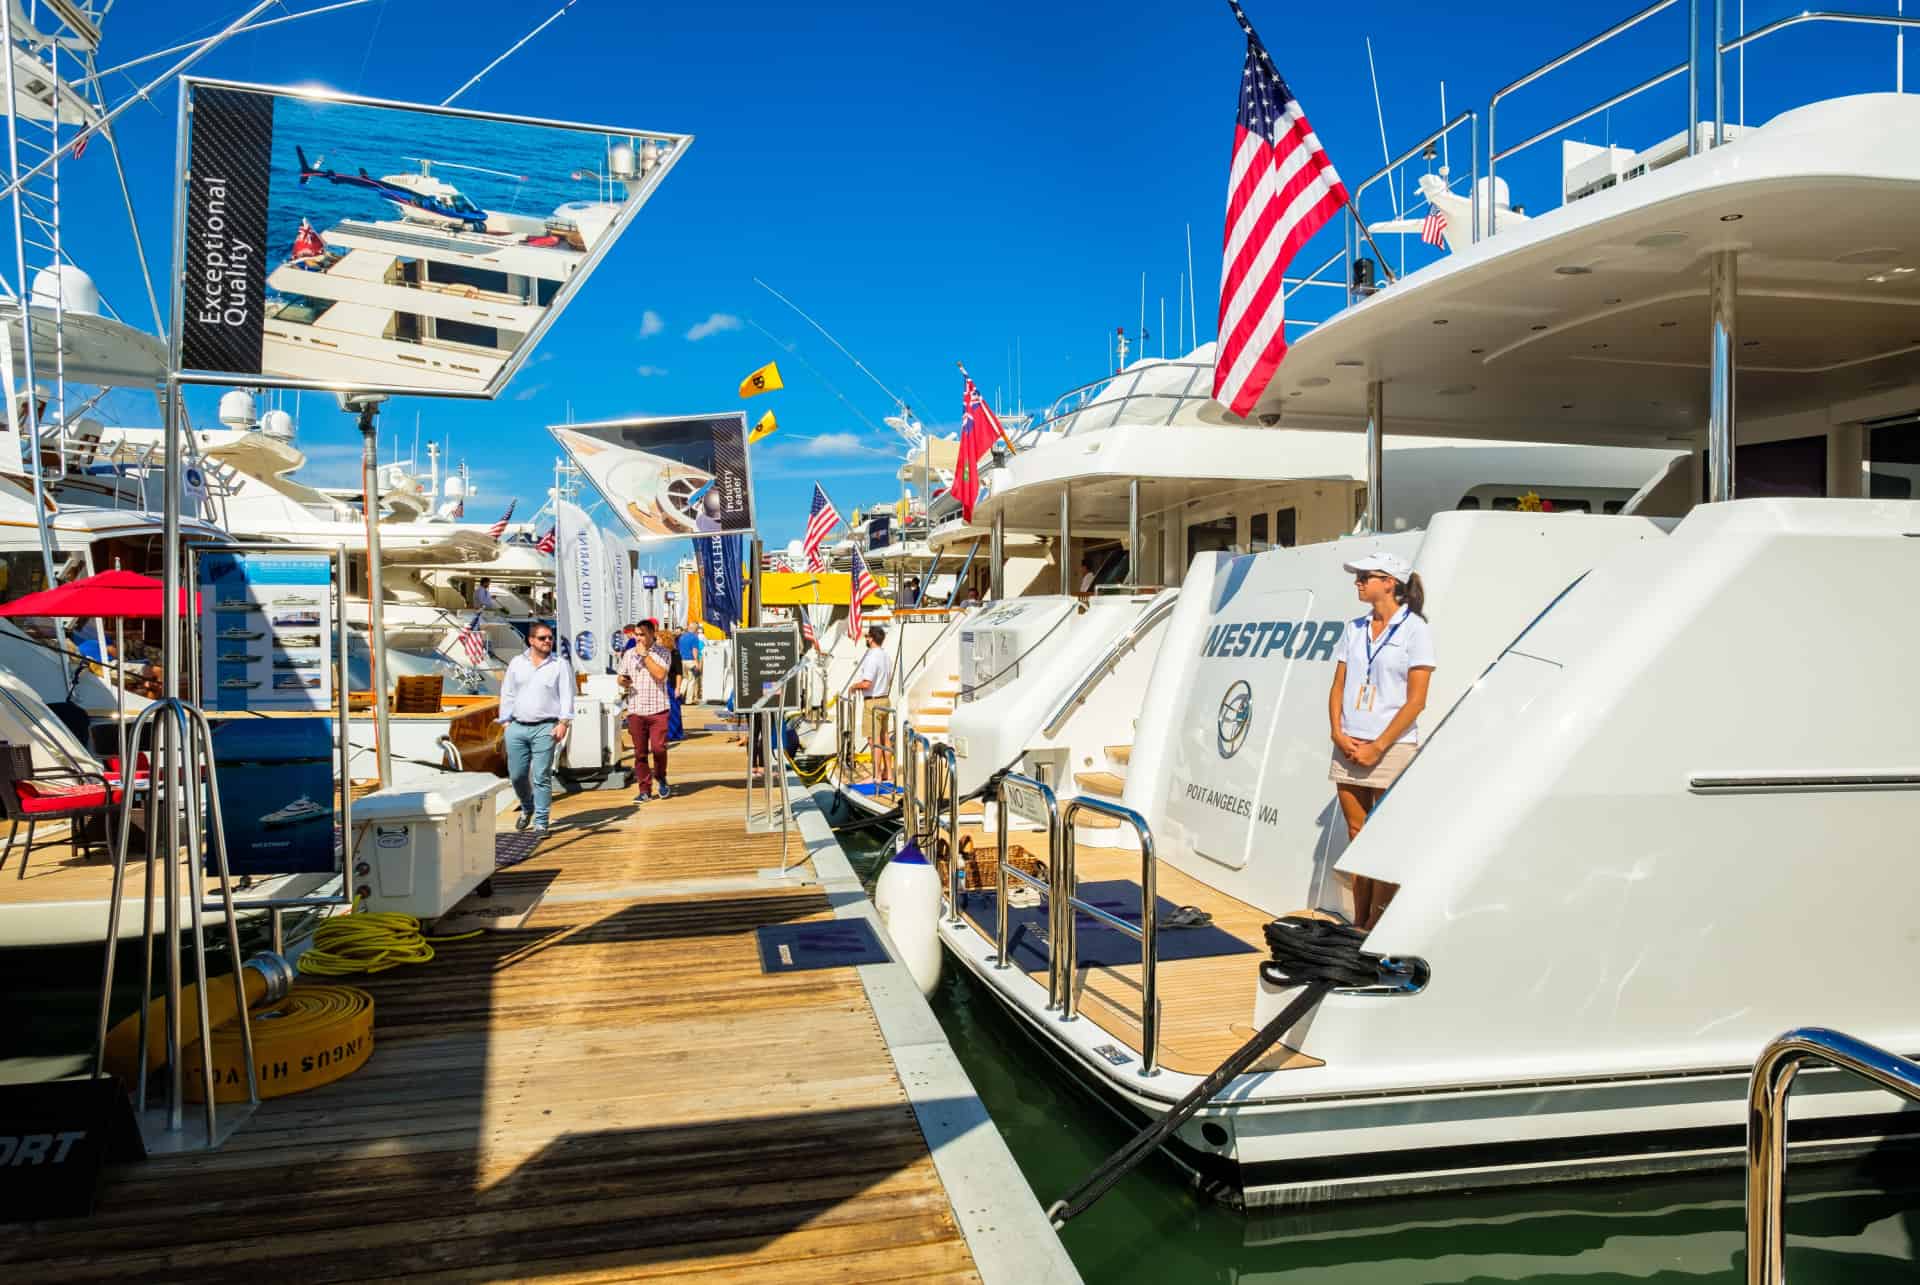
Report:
196,551,336,712
735,624,801,710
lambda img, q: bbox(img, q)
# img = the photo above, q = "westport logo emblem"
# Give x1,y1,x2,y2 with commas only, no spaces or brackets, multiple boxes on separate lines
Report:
1216,680,1252,758
1201,619,1344,662
575,631,595,662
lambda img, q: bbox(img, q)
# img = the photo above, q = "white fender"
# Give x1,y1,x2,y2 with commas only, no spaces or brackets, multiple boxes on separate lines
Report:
873,836,943,995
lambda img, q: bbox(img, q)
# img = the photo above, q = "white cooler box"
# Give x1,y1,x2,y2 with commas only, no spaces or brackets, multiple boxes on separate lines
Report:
556,695,623,785
351,773,511,918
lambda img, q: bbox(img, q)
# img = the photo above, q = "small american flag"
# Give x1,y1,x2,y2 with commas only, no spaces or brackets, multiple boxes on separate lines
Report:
1420,205,1448,248
800,614,818,650
847,548,876,640
487,500,516,540
534,526,556,554
804,483,840,573
1214,1,1348,419
458,613,489,666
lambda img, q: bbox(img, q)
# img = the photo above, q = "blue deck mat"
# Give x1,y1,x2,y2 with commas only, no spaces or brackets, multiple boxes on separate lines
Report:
847,781,900,797
959,879,1258,972
755,918,894,973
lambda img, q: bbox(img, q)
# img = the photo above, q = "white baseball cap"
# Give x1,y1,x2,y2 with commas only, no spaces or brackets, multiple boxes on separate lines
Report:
1341,551,1413,582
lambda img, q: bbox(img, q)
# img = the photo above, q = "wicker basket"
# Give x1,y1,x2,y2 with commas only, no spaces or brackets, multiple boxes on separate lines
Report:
936,837,1048,893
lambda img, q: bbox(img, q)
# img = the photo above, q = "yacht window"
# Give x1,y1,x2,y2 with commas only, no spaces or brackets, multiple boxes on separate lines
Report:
1456,496,1482,510
1275,507,1296,548
1492,496,1520,511
0,551,48,605
1549,498,1592,513
1867,420,1920,499
1706,433,1827,499
428,262,513,296
435,319,500,350
1186,515,1237,557
1249,513,1268,551
1603,499,1627,514
537,279,563,307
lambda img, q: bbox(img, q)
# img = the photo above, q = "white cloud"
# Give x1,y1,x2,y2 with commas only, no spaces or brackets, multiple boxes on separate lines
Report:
636,364,669,377
638,309,664,339
685,312,742,341
511,382,548,402
789,431,890,458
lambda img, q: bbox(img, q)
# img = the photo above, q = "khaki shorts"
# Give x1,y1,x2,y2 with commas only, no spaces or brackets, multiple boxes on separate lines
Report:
1328,741,1418,789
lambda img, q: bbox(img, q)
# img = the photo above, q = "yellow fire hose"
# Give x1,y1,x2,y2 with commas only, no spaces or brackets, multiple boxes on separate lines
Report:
101,955,377,1103
295,904,482,977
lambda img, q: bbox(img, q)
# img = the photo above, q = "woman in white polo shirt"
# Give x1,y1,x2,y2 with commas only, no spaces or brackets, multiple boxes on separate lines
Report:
1326,551,1435,930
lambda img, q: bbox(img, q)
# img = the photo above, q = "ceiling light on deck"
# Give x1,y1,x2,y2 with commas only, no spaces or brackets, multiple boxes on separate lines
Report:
1335,359,1365,367
1603,297,1622,305
1530,323,1549,332
1299,376,1330,387
1470,347,1486,354
1659,320,1678,328
1591,342,1609,350
1437,384,1475,396
1637,231,1688,248
1742,339,1760,347
1560,402,1575,410
1892,266,1917,275
1553,265,1593,276
1719,213,1744,222
1433,318,1450,325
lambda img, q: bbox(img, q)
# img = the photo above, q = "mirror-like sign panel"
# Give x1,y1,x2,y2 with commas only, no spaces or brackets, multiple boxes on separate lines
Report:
551,413,756,544
176,78,688,397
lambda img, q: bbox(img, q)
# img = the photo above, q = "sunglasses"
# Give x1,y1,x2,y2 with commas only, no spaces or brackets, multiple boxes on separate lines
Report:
531,633,554,643
1353,571,1390,584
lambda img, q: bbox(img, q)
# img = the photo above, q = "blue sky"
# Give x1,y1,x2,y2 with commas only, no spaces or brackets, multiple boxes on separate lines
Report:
64,1,1904,563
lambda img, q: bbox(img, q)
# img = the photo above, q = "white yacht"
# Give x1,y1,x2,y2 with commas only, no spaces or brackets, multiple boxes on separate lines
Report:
852,342,1676,824
931,17,1920,1207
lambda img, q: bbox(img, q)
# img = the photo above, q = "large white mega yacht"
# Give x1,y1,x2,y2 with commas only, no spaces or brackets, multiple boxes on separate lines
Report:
930,13,1920,1207
850,341,1677,825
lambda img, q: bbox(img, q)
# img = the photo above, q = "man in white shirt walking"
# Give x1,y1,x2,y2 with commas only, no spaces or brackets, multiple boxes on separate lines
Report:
850,625,893,785
498,624,573,834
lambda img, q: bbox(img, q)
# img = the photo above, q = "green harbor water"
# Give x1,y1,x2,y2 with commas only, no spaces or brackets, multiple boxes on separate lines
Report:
840,829,1920,1283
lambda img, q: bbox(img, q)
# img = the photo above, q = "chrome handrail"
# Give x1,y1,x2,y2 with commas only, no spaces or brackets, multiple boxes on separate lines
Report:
1746,1027,1920,1284
1346,109,1481,265
1715,11,1920,144
992,771,1064,1011
928,741,962,924
1059,794,1161,1076
1487,0,1688,235
1041,589,1179,738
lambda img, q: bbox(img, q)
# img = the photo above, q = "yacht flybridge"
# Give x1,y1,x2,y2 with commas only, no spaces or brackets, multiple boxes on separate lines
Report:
919,9,1920,1206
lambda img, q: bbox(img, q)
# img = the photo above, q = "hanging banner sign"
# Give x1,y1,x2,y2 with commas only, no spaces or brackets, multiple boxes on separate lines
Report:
550,414,754,543
196,551,335,712
694,532,743,637
174,77,689,398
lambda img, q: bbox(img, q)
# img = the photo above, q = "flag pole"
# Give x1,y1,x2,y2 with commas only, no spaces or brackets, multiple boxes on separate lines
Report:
955,361,1020,454
1226,0,1398,286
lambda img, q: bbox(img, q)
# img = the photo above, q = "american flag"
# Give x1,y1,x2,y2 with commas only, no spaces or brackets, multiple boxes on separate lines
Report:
800,614,818,650
847,548,877,640
1214,1,1348,419
1421,205,1448,248
534,526,556,554
803,483,840,572
458,613,489,666
487,500,516,540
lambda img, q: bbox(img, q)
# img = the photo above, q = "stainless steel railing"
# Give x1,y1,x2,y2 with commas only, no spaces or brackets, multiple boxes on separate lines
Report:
1715,10,1920,144
991,772,1064,1011
1042,589,1178,738
1059,794,1162,1076
1746,1027,1920,1284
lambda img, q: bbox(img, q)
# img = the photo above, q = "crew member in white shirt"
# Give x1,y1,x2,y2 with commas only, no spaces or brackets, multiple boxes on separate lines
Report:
498,624,573,834
474,577,497,610
1326,551,1435,931
849,625,894,786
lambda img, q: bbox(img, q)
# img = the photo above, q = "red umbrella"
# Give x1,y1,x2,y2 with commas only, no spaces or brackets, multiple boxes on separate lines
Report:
0,568,199,618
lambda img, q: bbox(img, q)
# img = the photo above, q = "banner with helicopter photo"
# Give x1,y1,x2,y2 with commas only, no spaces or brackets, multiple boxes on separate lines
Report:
172,77,689,398
549,414,756,545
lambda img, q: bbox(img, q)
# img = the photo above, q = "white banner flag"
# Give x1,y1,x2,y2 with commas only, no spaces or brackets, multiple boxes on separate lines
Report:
555,497,615,672
601,526,631,633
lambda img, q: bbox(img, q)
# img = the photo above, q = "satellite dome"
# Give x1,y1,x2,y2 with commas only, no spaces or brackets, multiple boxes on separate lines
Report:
443,474,469,500
30,263,100,317
218,389,257,429
260,409,294,441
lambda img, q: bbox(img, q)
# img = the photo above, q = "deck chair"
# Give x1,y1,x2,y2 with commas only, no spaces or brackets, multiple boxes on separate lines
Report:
0,741,118,878
391,674,444,713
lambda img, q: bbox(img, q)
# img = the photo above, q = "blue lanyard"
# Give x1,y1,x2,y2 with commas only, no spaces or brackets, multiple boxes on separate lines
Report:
1363,612,1405,684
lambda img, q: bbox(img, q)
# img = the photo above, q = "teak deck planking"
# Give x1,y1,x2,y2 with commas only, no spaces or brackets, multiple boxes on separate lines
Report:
11,724,983,1284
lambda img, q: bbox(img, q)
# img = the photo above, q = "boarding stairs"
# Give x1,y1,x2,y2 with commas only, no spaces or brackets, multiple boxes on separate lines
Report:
1070,741,1132,830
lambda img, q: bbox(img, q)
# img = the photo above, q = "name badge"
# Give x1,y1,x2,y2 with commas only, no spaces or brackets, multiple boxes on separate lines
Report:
1354,683,1376,712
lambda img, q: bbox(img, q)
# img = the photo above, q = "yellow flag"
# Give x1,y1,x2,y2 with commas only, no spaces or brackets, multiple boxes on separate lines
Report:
739,361,783,398
748,410,778,444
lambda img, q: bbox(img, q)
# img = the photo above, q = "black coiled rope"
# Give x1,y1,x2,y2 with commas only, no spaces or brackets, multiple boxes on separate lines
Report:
1047,914,1387,1228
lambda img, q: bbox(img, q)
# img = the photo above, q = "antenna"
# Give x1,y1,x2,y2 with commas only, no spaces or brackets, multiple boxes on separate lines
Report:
743,316,890,439
1439,80,1450,173
1160,297,1166,359
1185,223,1200,343
755,277,913,417
1138,272,1146,365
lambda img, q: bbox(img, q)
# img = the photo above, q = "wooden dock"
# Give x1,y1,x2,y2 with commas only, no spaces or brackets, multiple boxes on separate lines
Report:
10,723,1027,1284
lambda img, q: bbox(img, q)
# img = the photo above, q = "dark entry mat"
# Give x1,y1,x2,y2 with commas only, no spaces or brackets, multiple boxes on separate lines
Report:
958,879,1258,972
755,918,893,973
494,830,542,869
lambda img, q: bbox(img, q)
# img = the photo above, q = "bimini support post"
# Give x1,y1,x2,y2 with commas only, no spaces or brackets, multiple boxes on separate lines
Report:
1365,380,1386,533
1707,249,1737,503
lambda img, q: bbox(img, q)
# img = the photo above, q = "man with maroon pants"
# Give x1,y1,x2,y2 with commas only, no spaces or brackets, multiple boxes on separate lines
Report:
620,619,675,804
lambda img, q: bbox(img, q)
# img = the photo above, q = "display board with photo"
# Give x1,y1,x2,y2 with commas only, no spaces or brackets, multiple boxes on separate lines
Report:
175,78,689,397
551,414,755,544
197,552,336,712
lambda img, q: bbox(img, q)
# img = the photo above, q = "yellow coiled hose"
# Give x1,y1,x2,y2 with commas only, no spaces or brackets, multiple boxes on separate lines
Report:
295,904,482,977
